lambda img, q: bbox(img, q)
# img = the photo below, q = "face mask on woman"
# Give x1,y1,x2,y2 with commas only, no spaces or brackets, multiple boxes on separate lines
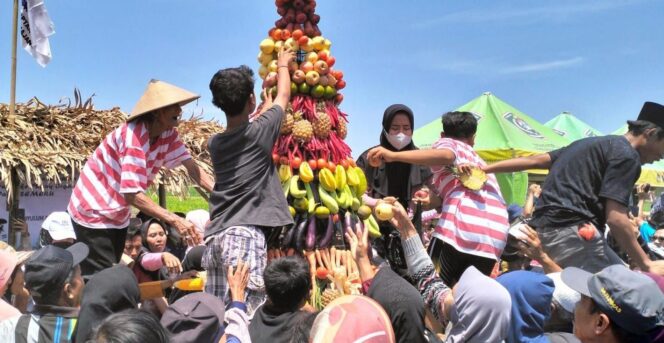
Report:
385,130,412,150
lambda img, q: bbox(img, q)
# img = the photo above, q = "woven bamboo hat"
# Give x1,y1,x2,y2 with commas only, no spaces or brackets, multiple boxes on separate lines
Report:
127,79,200,122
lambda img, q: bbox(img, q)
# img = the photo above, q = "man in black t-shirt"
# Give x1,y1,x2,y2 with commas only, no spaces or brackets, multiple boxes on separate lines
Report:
203,49,295,315
485,102,664,275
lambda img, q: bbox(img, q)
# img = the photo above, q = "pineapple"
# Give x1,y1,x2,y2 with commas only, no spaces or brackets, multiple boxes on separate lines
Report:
313,111,332,138
280,112,294,134
292,120,314,143
448,166,488,190
320,287,341,307
337,118,347,139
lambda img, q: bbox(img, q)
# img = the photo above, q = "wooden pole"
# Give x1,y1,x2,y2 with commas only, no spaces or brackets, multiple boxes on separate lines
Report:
8,168,20,248
9,0,19,124
158,184,167,209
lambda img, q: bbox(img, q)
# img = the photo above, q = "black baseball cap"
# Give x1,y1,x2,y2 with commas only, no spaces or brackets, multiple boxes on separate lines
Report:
24,242,89,299
160,292,226,343
562,265,664,334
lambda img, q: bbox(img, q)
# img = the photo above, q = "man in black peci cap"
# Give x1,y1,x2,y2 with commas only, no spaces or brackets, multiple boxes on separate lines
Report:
484,102,664,275
1,242,89,342
562,264,664,343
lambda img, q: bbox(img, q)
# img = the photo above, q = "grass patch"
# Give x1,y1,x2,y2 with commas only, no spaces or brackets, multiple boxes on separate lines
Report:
147,187,208,214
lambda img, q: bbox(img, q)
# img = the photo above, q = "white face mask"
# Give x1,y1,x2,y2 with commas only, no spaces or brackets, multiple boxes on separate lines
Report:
385,130,412,150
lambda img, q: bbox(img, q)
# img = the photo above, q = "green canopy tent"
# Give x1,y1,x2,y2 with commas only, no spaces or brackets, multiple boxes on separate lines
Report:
413,92,571,205
545,111,602,141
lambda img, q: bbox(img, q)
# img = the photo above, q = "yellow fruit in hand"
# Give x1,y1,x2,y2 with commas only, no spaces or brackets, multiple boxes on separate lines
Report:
374,203,394,221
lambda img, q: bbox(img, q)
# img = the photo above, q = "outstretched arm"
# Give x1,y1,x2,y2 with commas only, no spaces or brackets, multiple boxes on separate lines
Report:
367,147,456,167
482,153,553,174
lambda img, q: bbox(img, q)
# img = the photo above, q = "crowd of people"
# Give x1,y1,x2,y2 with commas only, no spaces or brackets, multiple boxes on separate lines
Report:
1,47,663,343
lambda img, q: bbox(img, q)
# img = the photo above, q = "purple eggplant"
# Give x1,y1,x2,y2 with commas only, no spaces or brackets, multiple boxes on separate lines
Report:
318,217,335,249
344,211,353,230
305,215,317,251
281,215,300,250
294,216,309,252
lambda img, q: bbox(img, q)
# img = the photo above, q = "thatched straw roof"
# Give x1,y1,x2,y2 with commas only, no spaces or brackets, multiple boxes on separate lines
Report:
0,92,222,203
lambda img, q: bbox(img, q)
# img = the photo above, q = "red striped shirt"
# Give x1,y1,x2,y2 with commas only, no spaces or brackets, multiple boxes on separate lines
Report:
68,121,190,229
430,138,508,260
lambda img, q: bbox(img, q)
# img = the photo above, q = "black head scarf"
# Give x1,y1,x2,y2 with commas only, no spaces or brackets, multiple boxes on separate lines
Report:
74,265,140,343
363,104,431,208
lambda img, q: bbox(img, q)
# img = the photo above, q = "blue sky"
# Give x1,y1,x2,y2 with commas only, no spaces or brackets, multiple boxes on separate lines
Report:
1,0,663,155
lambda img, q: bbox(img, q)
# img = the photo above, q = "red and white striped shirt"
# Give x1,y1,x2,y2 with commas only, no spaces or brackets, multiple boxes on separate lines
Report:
430,138,508,260
68,121,190,229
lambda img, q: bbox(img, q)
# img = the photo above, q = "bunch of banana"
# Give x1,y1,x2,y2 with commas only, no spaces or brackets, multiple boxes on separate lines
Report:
318,184,339,214
319,168,337,192
363,213,382,239
278,164,292,183
334,165,346,191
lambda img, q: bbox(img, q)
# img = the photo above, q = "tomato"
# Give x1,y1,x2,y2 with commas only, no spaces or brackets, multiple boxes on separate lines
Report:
317,159,327,170
271,29,283,41
280,29,291,40
279,156,289,166
272,153,280,164
316,267,328,280
290,157,302,169
327,161,337,172
292,29,304,41
308,159,318,170
348,158,356,168
297,36,309,46
578,225,596,241
339,159,349,169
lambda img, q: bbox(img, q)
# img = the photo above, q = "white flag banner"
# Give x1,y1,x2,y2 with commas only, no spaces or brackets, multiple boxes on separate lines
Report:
20,0,55,67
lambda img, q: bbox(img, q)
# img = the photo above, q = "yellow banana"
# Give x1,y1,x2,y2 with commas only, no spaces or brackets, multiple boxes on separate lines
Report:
282,179,290,198
294,197,309,212
346,166,359,186
289,175,306,198
299,162,314,183
355,167,368,195
278,164,292,183
319,168,337,192
335,165,347,190
336,189,349,209
364,216,382,239
318,185,339,214
304,183,316,214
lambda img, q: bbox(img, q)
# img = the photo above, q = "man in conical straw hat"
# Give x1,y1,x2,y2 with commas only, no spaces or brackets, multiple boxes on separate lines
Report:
67,80,214,278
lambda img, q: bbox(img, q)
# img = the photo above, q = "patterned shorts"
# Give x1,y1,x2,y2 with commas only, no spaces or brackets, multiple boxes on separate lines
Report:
202,225,267,317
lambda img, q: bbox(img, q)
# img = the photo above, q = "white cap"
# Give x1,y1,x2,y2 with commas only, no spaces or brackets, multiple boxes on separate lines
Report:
547,272,581,314
41,212,76,241
185,209,209,235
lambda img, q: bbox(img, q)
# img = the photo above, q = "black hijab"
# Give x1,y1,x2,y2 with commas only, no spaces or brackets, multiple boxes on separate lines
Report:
74,265,140,343
357,104,431,207
381,105,414,208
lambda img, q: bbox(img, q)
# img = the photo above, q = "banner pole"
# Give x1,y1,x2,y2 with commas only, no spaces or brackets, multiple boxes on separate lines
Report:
9,0,19,124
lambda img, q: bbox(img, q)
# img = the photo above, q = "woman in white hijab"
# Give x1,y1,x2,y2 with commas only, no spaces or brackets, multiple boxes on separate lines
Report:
390,200,512,342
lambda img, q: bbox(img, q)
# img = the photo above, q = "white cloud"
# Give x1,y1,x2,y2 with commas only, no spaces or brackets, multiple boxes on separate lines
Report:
413,1,643,29
500,57,585,74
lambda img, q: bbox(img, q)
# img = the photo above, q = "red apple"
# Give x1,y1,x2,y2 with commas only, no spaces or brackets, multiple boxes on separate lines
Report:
271,29,282,41
300,61,314,73
318,50,329,61
335,93,344,104
326,56,336,67
314,60,329,75
318,75,329,87
288,60,299,73
292,70,306,84
335,79,346,90
331,70,343,80
264,72,278,87
305,71,320,86
326,74,337,87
